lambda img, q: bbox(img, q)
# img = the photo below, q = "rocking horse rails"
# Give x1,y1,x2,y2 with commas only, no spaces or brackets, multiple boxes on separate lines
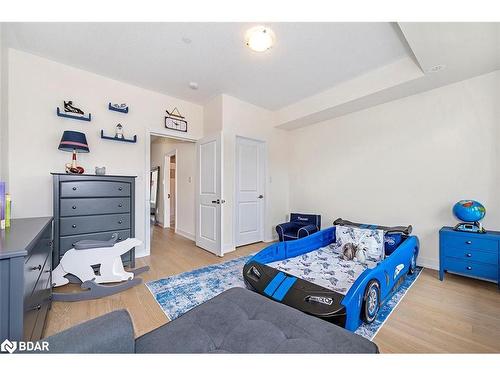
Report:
52,233,149,302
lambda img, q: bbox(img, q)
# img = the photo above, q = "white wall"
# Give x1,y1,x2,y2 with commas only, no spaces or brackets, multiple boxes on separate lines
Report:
288,70,500,268
220,94,290,251
0,24,7,183
7,49,203,256
150,137,196,239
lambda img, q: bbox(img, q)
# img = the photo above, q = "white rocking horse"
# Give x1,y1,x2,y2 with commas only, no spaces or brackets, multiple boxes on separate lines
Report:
52,234,149,302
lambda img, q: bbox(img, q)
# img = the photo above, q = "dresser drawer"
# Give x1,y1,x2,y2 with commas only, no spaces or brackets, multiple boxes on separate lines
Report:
24,226,52,297
60,214,131,236
24,260,51,341
441,234,497,253
443,247,498,265
23,274,51,341
60,197,131,217
59,229,131,256
444,257,498,281
60,181,131,198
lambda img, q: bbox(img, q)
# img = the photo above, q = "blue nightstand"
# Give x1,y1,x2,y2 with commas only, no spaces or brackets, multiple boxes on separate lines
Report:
439,227,499,288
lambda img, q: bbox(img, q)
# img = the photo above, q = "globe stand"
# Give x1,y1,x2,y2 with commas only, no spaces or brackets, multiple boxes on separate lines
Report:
453,221,485,233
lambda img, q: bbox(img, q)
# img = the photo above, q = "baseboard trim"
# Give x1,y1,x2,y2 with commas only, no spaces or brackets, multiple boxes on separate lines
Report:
417,256,438,270
175,228,195,242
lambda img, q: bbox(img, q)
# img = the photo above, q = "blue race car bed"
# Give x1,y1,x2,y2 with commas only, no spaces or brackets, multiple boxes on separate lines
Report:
243,218,419,331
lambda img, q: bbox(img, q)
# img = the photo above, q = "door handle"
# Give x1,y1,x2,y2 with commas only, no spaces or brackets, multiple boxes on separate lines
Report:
258,195,264,199
168,194,171,198
212,199,221,204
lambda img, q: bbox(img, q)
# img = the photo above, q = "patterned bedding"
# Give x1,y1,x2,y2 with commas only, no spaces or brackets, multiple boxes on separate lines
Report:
268,242,378,295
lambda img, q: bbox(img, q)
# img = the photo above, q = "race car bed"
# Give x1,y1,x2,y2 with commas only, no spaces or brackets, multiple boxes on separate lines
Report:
243,218,419,331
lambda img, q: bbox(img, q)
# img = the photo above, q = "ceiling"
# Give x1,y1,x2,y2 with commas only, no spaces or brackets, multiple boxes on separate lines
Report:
3,22,412,110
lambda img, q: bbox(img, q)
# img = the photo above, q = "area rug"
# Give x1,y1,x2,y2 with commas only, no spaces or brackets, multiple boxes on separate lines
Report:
146,255,422,341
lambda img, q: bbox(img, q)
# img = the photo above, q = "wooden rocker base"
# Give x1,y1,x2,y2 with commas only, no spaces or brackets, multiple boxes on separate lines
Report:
52,266,150,302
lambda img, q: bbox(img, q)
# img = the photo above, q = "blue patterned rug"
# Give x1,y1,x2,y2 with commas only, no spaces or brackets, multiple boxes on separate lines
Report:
146,256,422,340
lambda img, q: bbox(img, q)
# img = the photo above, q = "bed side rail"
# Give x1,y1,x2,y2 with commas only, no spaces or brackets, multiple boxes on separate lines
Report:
341,235,419,331
249,227,335,265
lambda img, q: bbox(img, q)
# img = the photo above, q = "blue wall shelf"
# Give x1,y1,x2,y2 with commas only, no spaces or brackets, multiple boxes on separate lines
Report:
57,107,92,122
108,103,129,114
100,130,137,143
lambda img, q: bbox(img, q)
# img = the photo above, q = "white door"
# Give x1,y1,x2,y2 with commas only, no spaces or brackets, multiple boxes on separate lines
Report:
196,133,223,255
235,137,265,247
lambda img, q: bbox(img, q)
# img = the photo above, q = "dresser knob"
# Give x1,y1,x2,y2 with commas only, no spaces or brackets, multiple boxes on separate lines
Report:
466,253,472,257
72,224,77,228
118,187,123,191
466,266,472,270
118,220,123,224
31,304,42,311
72,243,76,247
30,265,42,271
118,237,122,241
465,240,472,244
72,205,77,209
118,203,123,208
72,187,77,191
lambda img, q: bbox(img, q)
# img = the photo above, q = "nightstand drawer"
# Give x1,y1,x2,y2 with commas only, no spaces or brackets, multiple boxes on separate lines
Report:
441,235,497,253
60,213,131,236
443,247,498,265
444,257,498,281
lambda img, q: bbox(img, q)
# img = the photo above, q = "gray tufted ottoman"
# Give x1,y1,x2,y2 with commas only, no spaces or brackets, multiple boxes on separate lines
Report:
44,287,378,353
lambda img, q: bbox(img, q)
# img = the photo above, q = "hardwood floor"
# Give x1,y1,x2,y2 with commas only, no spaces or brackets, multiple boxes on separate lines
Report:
44,227,500,353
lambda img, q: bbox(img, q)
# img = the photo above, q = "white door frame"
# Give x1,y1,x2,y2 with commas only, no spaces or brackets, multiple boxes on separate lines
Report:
234,135,267,247
163,149,177,231
144,128,197,257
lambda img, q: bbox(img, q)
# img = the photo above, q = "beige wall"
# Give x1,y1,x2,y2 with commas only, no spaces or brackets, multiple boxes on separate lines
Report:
288,70,500,268
150,137,196,239
6,49,203,256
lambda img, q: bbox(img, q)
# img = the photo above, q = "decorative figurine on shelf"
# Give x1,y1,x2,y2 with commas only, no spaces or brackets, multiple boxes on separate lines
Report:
115,123,124,139
64,100,85,115
110,103,129,112
95,166,106,175
58,130,89,174
453,200,486,233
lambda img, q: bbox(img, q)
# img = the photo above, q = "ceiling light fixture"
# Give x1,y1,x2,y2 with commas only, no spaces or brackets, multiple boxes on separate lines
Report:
189,82,199,90
245,26,275,52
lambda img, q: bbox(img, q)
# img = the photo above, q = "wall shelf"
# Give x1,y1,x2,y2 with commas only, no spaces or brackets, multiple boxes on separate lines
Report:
108,103,129,114
100,130,137,143
57,107,92,122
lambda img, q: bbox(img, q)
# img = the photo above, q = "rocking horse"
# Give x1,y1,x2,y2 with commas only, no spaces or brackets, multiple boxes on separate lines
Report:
52,234,149,302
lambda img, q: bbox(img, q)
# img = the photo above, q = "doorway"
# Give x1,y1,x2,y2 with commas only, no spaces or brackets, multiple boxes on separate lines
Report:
234,136,266,247
163,150,177,230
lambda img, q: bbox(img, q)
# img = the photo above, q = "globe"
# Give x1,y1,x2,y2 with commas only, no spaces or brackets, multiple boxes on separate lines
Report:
453,200,486,222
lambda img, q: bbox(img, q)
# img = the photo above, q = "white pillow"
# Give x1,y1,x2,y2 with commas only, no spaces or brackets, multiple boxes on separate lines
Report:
335,225,385,262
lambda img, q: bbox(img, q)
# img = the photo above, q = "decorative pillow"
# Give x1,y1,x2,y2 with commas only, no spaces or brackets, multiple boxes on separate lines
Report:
384,233,403,256
335,225,385,262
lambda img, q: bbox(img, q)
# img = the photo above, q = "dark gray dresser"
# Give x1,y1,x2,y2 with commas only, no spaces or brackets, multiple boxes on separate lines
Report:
0,217,53,341
52,173,137,269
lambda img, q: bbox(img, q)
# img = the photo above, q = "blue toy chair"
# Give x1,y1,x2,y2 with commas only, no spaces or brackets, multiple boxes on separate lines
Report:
276,213,321,242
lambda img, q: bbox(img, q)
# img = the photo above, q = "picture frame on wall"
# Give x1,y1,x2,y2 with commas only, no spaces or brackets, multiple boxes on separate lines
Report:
165,107,188,132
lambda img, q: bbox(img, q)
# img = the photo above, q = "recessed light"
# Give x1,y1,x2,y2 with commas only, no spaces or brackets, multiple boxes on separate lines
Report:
189,82,199,90
428,64,446,73
182,37,192,44
245,26,275,52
